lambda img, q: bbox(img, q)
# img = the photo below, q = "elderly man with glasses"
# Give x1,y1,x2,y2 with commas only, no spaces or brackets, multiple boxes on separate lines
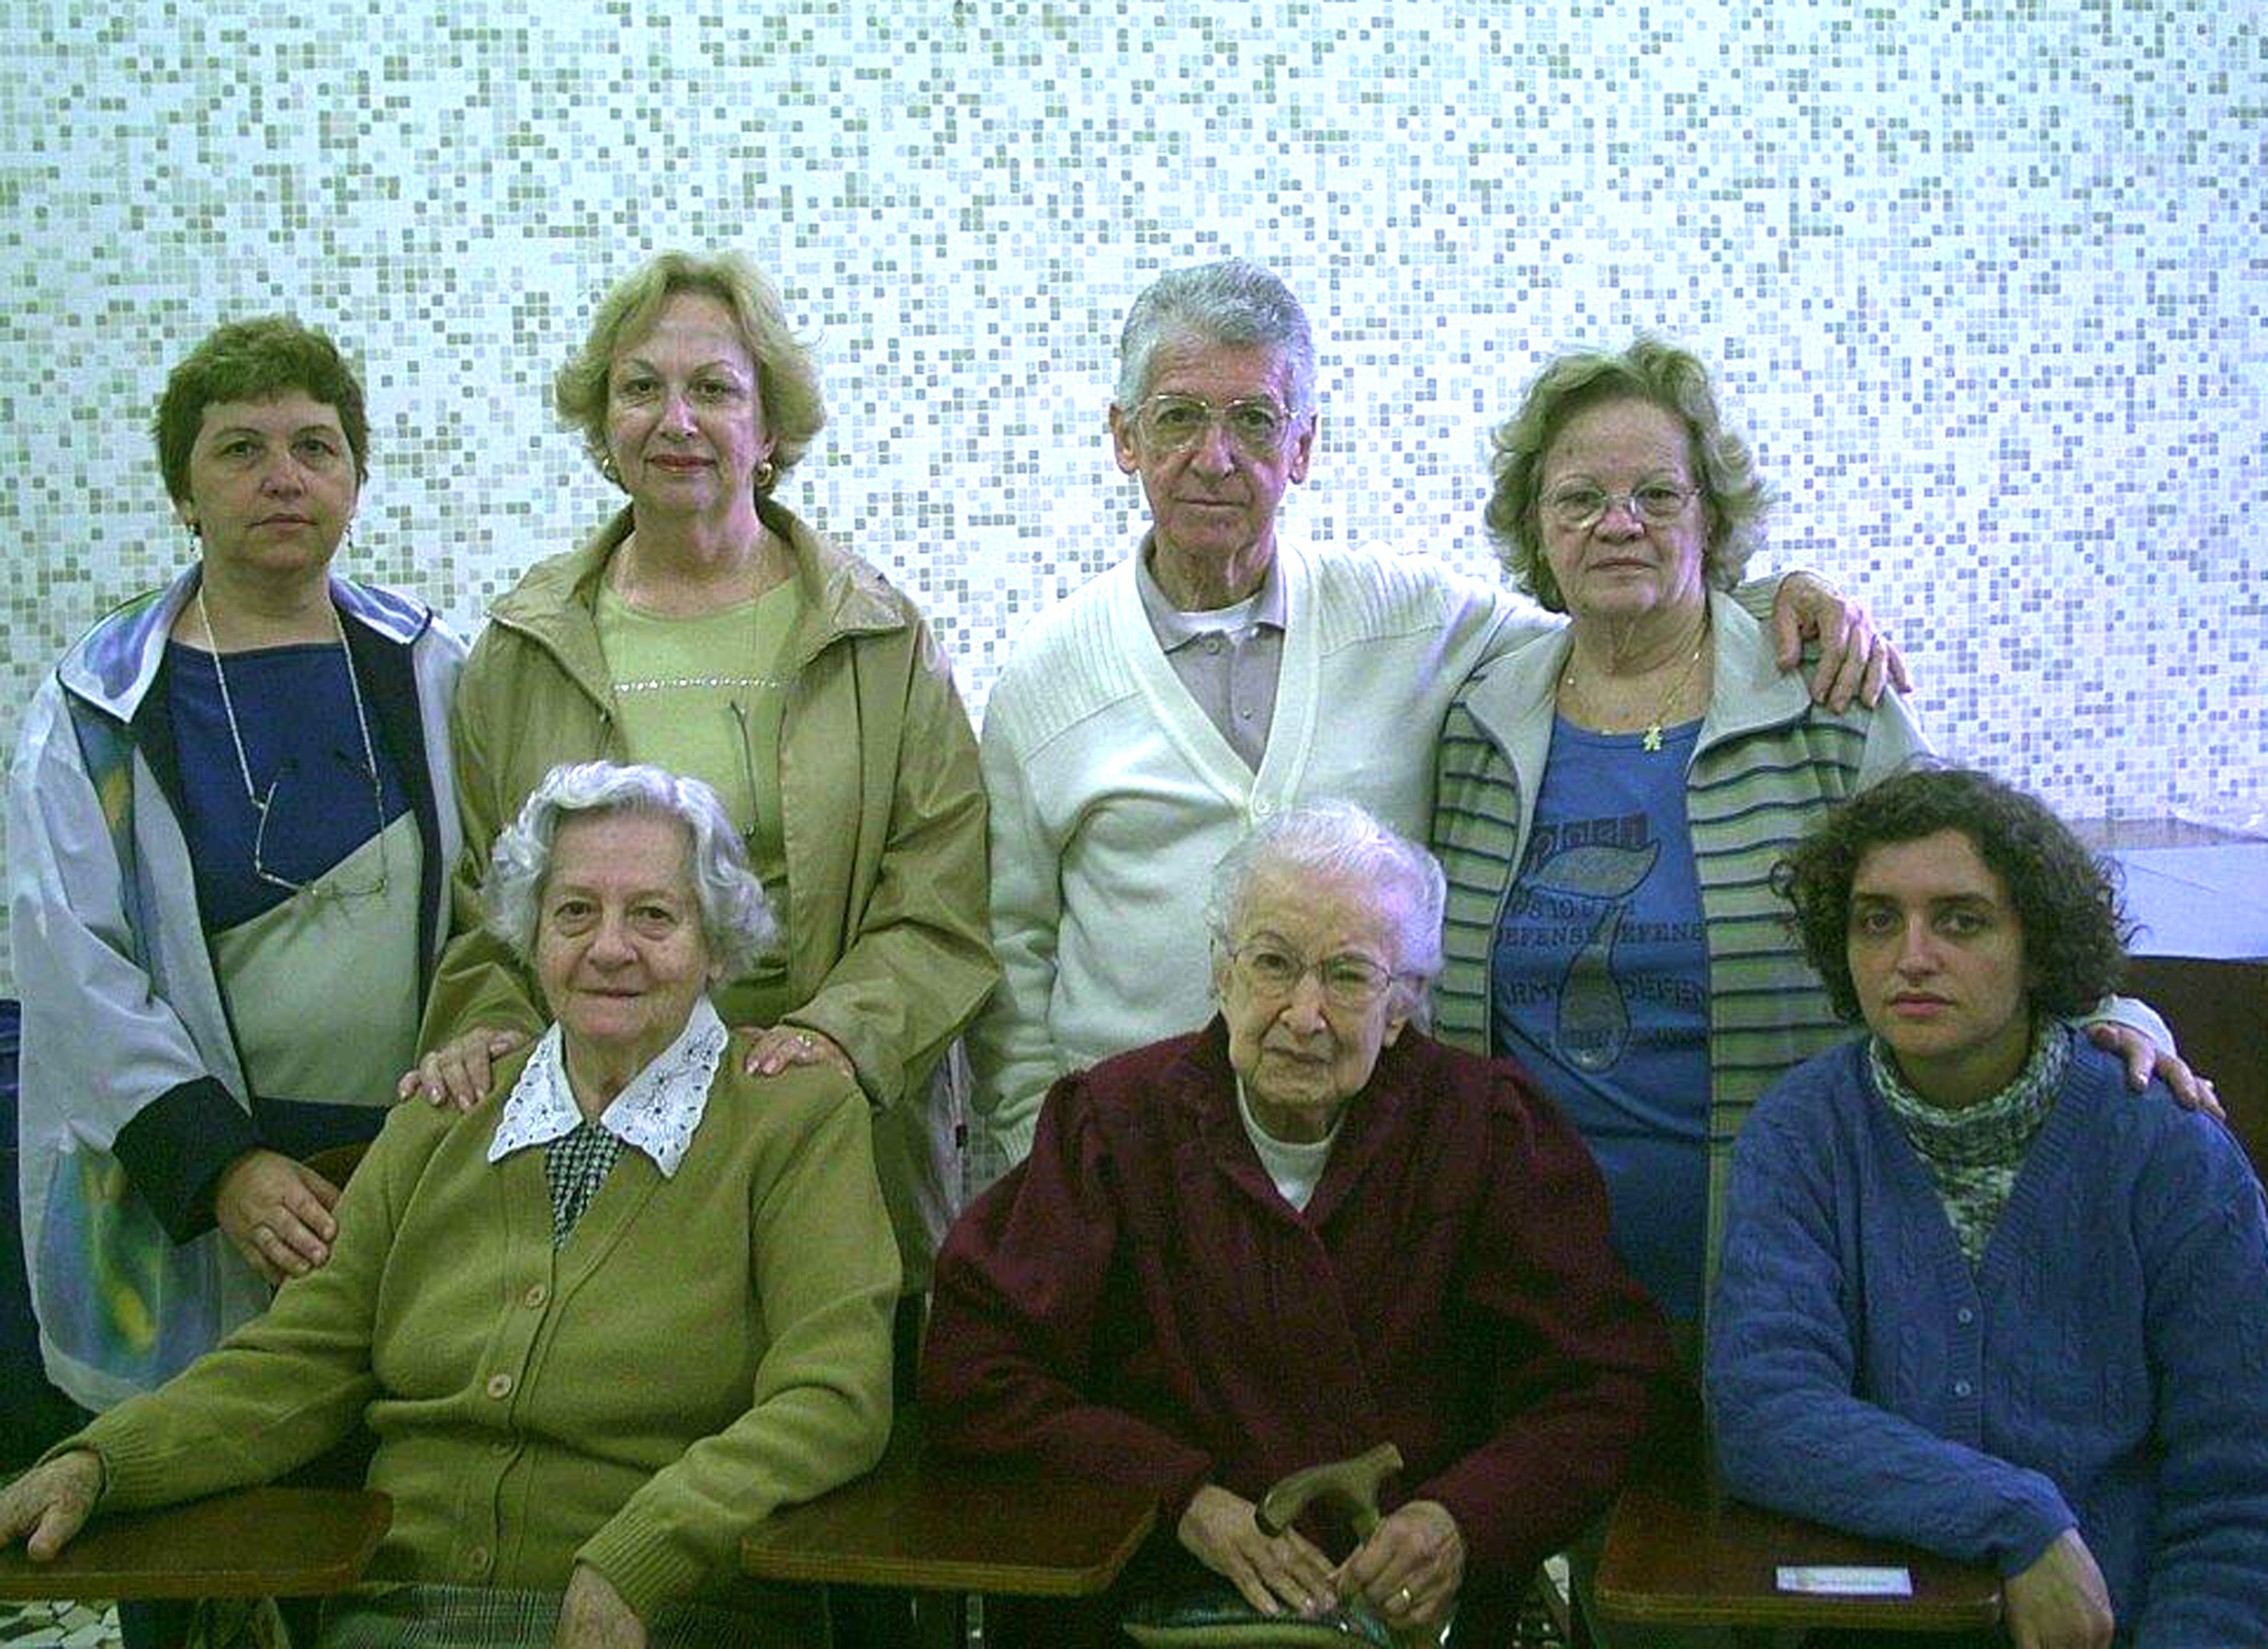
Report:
965,258,1901,1171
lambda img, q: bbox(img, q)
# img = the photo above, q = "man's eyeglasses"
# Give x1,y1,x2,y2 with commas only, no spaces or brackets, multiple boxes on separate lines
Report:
1226,941,1397,1009
1136,395,1297,458
1543,481,1698,532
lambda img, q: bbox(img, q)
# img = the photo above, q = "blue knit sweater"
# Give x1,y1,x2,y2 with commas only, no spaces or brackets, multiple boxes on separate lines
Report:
1707,1033,2268,1643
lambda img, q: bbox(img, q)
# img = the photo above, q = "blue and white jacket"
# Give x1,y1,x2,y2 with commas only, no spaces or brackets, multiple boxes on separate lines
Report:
6,566,462,1409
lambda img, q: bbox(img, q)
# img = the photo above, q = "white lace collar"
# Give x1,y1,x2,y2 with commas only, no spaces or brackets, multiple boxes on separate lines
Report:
488,997,728,1179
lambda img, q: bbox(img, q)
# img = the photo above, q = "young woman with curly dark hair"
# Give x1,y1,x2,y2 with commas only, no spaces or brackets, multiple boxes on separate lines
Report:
1709,767,2268,1645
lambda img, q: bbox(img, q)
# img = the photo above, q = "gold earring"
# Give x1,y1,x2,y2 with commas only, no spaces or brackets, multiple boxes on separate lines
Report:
754,459,777,495
600,454,623,487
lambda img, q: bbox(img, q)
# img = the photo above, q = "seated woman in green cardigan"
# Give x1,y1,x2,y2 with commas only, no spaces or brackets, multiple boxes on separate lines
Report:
0,761,900,1648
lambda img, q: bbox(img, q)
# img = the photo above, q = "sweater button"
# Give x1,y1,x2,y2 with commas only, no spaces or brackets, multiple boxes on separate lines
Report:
523,1282,549,1309
1957,1306,1974,1326
486,1372,514,1399
465,1544,491,1576
1953,1379,1973,1397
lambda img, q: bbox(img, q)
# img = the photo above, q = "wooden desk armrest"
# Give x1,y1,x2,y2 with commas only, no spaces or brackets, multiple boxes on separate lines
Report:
1597,1476,2002,1631
0,1487,390,1600
742,1421,1157,1598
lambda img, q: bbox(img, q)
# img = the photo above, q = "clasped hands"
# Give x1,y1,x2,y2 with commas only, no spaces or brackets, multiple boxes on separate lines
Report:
1176,1483,1464,1634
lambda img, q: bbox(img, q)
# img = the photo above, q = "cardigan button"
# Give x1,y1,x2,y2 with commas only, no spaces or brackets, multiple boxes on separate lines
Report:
523,1282,549,1310
486,1372,514,1399
465,1544,491,1576
1953,1379,1973,1398
1957,1306,1975,1326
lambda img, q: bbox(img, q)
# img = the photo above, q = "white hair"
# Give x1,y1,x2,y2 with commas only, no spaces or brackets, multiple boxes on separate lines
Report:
482,762,778,977
1205,799,1447,1016
1113,258,1318,420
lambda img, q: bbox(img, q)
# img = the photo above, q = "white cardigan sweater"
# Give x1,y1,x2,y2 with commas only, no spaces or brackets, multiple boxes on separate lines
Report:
965,538,1547,1160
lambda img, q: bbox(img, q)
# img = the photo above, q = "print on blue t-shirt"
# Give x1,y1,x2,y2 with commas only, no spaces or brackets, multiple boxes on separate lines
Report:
1491,716,1711,1321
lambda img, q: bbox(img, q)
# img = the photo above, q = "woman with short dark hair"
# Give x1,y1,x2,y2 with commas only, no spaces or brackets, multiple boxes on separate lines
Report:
10,316,464,1413
7,316,466,1649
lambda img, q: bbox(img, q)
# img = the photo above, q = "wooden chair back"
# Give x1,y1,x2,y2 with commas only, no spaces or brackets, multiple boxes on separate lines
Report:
2120,954,2268,1180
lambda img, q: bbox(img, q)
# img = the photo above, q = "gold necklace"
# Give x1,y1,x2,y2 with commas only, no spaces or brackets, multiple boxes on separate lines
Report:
1561,626,1709,753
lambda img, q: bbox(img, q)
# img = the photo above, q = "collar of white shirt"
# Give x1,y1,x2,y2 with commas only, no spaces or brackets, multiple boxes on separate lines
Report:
1134,536,1287,648
487,996,728,1179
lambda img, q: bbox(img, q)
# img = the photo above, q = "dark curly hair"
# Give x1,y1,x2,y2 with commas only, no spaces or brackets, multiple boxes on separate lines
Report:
153,317,369,506
1773,765,2131,1022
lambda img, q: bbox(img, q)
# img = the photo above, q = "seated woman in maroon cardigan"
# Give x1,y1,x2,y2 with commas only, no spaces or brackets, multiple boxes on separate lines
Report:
921,799,1683,1646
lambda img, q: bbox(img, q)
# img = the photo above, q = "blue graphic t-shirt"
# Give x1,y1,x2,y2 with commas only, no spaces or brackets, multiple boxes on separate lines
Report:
1490,716,1711,1321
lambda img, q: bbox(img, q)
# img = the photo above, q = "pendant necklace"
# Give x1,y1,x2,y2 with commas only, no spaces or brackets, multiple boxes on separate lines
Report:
1563,624,1708,753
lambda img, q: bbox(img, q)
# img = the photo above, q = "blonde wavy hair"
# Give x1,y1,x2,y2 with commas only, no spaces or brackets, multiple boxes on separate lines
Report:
553,249,825,490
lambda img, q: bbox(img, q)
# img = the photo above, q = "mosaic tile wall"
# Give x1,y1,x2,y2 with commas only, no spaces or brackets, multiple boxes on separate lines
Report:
2,0,2262,990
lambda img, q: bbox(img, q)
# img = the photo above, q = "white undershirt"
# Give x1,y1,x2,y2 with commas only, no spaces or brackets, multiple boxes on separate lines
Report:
1235,1079,1340,1212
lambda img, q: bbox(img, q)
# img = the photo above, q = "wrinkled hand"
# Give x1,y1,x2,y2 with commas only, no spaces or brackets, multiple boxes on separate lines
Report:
2003,1528,2114,1649
741,1023,854,1081
214,1149,340,1286
0,1450,101,1562
1333,1499,1463,1633
2087,1022,2221,1117
1773,571,1912,712
552,1563,646,1649
400,1026,530,1112
1177,1483,1337,1620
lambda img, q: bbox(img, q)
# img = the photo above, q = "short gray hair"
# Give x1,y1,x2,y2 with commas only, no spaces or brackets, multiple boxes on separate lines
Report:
483,762,778,978
1113,259,1318,420
1205,800,1447,1016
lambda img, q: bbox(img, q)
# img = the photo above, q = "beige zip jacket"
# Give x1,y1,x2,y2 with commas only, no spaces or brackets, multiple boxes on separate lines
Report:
420,501,995,1283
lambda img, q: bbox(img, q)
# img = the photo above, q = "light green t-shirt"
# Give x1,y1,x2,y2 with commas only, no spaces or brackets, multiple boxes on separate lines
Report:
595,579,800,1022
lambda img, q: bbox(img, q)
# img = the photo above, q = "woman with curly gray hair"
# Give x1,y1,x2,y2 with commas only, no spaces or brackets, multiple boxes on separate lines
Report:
1,760,900,1647
404,251,995,1341
1429,344,2194,1643
1432,338,1935,1331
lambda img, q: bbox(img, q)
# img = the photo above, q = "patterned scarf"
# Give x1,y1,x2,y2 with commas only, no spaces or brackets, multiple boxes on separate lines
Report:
1868,1017,2071,1269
